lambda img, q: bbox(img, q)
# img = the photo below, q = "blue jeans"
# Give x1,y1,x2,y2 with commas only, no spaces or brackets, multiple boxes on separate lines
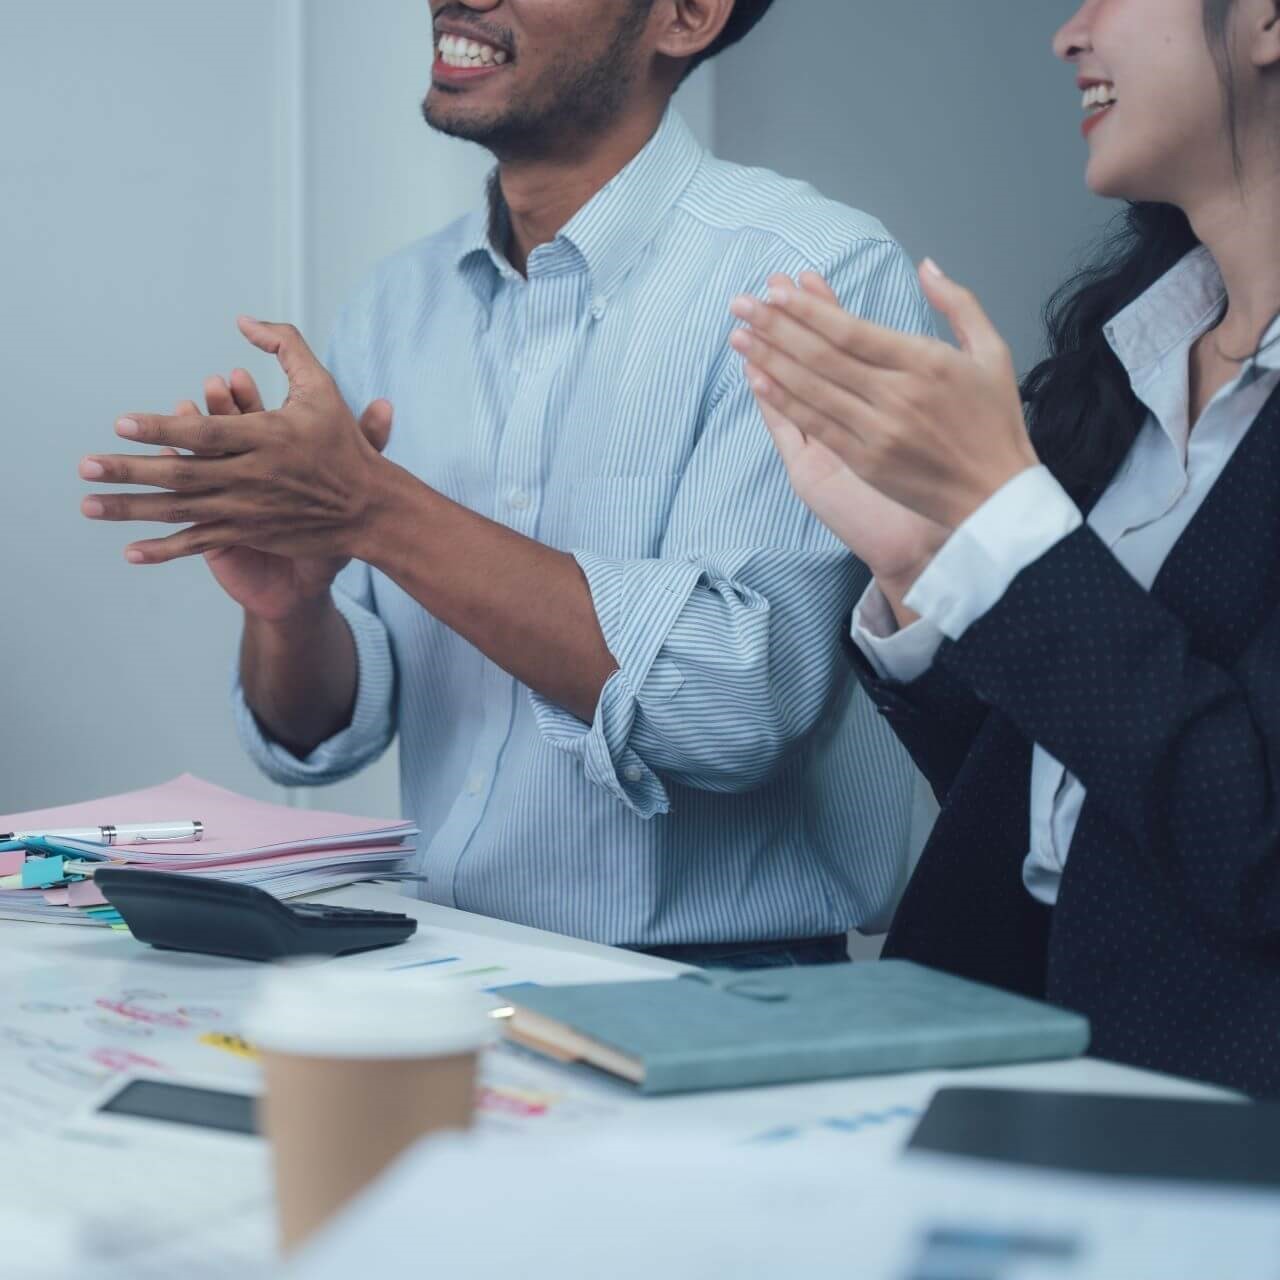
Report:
636,934,850,971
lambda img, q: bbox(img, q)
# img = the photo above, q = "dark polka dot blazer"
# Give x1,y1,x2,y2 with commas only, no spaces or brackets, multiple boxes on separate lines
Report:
851,386,1280,1099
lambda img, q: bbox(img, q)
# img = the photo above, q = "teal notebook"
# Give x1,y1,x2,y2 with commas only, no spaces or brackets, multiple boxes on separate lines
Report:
496,961,1090,1096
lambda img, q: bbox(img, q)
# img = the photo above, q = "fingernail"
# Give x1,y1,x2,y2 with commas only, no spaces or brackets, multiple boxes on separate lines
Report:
125,549,145,564
116,418,140,438
772,285,793,303
729,330,753,351
79,459,105,480
730,297,757,320
923,258,945,279
82,498,105,518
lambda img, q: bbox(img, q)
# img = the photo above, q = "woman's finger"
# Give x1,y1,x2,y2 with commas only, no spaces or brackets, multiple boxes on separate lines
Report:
745,362,809,465
918,259,1010,365
730,325,878,449
739,357,873,471
766,279,937,371
797,273,839,303
733,293,885,406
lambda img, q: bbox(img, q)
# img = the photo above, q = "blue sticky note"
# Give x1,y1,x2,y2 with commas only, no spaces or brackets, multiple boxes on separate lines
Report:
22,857,71,889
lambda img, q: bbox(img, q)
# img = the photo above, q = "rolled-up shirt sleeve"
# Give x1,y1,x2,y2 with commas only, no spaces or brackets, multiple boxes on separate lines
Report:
532,238,934,817
231,560,398,786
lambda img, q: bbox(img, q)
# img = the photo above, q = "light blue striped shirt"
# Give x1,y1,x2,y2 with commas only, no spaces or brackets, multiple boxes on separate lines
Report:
234,109,929,947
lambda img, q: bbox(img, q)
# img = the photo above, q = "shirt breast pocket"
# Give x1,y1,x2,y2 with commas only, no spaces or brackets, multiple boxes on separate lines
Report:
568,475,682,561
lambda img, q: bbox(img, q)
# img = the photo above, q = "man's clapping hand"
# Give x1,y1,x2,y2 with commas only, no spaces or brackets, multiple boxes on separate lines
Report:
79,319,395,624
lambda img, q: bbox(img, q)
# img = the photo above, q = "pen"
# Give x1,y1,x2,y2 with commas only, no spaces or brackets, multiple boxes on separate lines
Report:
0,821,204,846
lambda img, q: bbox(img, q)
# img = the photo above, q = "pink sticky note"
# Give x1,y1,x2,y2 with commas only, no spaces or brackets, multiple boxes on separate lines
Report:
0,851,25,877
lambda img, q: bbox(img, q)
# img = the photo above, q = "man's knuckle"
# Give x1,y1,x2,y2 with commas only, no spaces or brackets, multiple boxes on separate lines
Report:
170,463,197,489
196,421,223,450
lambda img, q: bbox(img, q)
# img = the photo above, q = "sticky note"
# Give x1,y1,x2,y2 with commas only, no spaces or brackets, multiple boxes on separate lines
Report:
22,857,69,890
200,1032,258,1060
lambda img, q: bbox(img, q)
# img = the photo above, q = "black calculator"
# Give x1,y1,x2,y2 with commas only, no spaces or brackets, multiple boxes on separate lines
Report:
94,869,418,962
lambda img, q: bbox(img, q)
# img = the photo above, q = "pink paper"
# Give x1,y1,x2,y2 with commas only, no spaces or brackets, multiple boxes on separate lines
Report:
65,881,108,907
0,851,25,877
61,844,410,908
0,774,411,861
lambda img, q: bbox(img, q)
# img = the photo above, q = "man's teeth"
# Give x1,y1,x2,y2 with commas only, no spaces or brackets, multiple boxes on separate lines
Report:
437,33,509,68
1081,84,1117,113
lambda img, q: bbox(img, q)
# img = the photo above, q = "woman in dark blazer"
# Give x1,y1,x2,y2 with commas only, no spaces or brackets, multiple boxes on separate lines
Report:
726,0,1280,1098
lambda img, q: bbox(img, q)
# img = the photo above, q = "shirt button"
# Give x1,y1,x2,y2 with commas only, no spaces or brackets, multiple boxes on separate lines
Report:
465,772,487,796
507,488,532,511
590,298,606,321
623,765,644,784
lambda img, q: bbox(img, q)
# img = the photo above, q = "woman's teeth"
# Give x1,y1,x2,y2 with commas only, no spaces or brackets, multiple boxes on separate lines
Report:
437,34,509,69
1081,83,1117,114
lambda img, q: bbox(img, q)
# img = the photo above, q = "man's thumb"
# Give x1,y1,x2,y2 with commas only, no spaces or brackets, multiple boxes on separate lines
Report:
359,399,394,453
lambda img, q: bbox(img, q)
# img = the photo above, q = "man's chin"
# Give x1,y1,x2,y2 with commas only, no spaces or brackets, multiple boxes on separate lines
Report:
422,95,540,155
423,94,494,141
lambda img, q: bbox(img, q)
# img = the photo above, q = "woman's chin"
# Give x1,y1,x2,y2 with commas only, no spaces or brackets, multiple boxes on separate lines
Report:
1084,154,1147,203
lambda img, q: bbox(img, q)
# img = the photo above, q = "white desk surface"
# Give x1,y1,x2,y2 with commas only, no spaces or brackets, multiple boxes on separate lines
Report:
0,883,1234,1279
0,881,683,976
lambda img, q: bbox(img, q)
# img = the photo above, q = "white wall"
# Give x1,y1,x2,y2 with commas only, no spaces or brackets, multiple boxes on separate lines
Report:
2,1,297,812
0,0,711,817
713,0,1111,374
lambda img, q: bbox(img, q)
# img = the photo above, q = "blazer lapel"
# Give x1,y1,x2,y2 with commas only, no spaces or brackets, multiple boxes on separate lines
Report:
1148,379,1280,664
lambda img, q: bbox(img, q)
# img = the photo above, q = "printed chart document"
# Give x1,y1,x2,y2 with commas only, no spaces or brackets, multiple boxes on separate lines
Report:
0,890,1242,1278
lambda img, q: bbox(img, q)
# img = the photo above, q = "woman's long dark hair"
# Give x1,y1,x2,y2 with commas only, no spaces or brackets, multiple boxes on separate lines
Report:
1021,204,1199,505
1020,0,1241,506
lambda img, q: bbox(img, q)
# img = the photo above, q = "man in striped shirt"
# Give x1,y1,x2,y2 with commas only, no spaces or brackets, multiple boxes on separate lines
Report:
81,0,931,966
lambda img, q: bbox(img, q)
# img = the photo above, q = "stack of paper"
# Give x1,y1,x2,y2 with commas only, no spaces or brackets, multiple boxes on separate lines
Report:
0,775,418,927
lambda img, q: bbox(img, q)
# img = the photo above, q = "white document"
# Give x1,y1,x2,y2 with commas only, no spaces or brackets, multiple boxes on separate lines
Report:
289,1131,1280,1280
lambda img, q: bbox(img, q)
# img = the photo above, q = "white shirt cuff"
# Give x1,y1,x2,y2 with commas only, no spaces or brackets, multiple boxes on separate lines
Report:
904,466,1083,642
850,580,946,684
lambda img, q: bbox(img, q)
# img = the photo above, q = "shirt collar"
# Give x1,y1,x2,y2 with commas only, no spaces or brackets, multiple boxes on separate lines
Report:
454,107,704,310
1104,244,1280,380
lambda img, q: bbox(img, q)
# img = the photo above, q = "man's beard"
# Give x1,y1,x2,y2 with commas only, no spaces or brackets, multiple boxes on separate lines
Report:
422,9,649,160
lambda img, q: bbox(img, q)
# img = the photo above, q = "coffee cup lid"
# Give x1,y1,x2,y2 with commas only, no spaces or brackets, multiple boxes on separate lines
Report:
244,964,500,1059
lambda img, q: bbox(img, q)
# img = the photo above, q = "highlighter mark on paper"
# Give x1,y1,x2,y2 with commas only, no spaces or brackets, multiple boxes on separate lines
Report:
96,998,189,1029
477,1085,554,1119
200,1031,259,1060
91,1047,165,1073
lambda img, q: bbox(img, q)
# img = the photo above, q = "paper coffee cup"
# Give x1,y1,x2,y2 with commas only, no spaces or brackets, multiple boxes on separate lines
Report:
245,966,498,1254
